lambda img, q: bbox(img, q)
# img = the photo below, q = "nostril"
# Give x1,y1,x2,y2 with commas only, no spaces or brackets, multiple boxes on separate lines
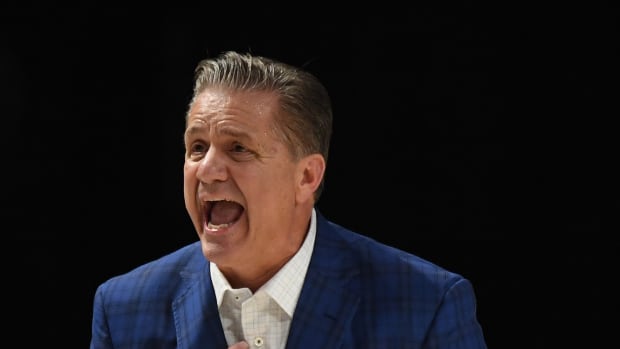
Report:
196,154,228,183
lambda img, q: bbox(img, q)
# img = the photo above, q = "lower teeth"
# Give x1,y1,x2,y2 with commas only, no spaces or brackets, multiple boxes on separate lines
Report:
207,222,230,231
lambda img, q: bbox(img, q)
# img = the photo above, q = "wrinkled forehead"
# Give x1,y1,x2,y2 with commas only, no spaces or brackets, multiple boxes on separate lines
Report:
184,88,287,143
188,88,281,123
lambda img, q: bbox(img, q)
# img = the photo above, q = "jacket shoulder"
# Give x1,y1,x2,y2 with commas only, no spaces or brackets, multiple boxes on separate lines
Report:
94,241,204,302
316,213,466,292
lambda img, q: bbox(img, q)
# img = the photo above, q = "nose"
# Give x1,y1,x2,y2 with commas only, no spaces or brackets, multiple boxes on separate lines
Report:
195,147,228,184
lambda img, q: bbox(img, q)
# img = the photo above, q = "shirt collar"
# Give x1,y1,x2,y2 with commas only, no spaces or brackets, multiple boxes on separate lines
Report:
210,208,317,317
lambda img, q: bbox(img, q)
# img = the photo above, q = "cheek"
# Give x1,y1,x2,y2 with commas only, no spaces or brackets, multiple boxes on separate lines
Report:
183,163,198,201
183,161,196,182
258,167,297,203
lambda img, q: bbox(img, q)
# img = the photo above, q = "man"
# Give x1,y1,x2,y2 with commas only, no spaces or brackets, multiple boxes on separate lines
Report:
90,51,488,348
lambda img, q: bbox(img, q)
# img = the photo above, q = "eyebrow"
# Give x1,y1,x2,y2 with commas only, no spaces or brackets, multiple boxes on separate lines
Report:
184,124,206,139
184,124,252,142
183,125,204,146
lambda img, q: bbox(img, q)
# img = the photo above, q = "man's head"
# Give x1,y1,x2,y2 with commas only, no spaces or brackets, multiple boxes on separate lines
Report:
182,51,333,288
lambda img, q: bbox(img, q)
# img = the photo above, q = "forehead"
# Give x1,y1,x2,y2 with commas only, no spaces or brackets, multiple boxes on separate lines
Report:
187,88,280,126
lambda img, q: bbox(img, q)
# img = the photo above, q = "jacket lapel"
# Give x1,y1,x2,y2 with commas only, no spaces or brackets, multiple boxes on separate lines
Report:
286,271,360,348
286,212,361,348
172,247,228,349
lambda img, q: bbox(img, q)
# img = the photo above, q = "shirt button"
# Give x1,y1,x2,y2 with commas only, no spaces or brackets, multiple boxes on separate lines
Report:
253,336,264,347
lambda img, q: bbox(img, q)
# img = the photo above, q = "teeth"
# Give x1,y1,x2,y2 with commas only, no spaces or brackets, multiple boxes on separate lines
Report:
207,222,231,231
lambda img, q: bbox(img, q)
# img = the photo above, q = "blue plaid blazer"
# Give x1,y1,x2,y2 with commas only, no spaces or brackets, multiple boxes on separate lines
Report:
90,210,487,348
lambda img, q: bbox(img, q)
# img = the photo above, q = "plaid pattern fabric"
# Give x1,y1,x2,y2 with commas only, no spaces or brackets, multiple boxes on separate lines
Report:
90,210,487,349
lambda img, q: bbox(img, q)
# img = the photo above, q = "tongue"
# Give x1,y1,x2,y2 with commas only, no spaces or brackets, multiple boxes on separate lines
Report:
210,201,243,225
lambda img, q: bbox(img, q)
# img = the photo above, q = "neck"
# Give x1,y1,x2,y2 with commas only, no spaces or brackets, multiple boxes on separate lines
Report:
219,208,313,292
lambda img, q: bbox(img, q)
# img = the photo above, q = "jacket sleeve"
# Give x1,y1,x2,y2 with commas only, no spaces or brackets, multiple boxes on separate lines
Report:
90,282,114,349
423,277,488,349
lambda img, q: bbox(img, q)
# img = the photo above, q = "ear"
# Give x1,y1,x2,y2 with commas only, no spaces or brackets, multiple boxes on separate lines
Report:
295,153,326,204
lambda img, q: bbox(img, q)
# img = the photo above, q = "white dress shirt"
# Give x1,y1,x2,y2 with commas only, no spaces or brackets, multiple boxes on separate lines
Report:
210,209,317,349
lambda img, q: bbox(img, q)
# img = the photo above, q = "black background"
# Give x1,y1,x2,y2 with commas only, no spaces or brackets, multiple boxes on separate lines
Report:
2,3,618,348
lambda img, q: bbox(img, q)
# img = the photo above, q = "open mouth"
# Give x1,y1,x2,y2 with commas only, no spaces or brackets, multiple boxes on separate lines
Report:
204,199,244,231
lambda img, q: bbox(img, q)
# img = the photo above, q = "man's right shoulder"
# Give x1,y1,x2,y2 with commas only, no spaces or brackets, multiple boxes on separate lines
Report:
97,241,205,293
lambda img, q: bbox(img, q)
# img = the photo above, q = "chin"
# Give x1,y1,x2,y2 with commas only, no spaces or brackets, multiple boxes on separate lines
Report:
200,240,239,267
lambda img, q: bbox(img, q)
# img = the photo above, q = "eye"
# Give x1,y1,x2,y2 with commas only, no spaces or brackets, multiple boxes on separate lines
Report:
188,142,208,157
229,142,256,161
231,143,248,153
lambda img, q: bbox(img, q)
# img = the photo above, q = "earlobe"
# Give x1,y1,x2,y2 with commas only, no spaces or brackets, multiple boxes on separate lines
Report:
296,154,326,203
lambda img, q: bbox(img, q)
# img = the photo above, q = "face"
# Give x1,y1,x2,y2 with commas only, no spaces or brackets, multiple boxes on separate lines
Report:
184,88,312,276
